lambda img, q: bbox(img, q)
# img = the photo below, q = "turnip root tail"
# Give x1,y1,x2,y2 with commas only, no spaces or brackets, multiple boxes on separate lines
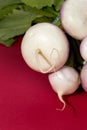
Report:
56,94,66,111
35,48,58,73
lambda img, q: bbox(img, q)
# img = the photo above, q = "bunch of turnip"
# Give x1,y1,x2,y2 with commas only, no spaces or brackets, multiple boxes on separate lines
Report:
21,0,87,110
61,0,87,94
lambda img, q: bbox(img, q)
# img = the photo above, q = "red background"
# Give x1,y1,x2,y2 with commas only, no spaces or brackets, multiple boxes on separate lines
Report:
0,37,87,130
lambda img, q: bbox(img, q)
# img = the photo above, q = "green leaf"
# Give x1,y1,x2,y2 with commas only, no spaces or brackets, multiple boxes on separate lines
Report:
0,38,15,47
42,6,58,16
0,0,63,46
21,0,54,9
0,9,45,45
33,16,53,24
0,4,21,19
23,5,57,18
0,0,22,9
54,0,64,11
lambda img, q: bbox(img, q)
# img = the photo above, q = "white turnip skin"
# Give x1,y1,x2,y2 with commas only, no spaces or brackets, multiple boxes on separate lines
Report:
48,66,80,110
60,0,87,40
21,22,69,73
81,63,87,92
80,37,87,61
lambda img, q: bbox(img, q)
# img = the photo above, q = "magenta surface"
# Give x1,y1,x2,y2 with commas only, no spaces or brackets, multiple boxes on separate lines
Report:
0,37,87,130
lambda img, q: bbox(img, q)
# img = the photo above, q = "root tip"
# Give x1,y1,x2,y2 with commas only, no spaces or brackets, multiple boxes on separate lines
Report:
56,94,66,111
56,102,66,111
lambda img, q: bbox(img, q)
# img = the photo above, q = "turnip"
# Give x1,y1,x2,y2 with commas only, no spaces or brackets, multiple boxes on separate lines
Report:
80,37,87,61
60,0,87,40
81,63,87,92
48,66,80,110
21,22,69,73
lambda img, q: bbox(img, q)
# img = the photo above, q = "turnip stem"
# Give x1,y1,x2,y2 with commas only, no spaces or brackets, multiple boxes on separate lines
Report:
52,16,60,24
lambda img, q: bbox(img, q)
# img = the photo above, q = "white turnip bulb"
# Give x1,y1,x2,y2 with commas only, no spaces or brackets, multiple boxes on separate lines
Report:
80,37,87,61
61,0,87,40
21,22,69,73
81,63,87,92
48,66,80,110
